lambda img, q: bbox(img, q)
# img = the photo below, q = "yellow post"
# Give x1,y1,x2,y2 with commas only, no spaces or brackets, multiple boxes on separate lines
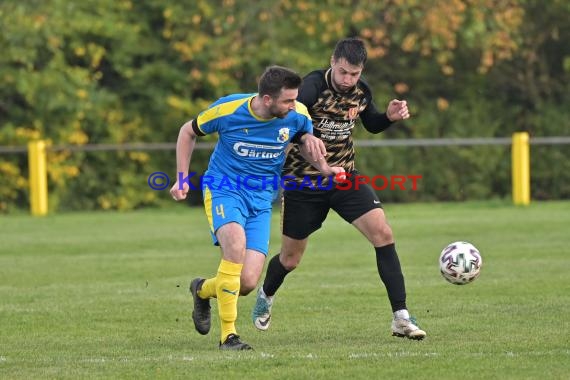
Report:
28,140,48,216
511,132,530,206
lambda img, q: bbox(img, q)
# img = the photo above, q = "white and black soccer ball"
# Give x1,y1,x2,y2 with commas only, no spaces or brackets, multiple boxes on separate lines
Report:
439,241,482,285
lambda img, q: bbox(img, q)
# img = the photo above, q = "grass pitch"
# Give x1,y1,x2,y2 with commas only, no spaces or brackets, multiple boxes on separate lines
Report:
1,201,569,379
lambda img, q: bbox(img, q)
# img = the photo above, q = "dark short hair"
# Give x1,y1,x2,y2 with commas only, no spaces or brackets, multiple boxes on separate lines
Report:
258,66,302,98
333,38,367,66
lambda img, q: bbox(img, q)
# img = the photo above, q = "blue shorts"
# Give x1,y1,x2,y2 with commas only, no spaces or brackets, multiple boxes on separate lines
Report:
203,186,272,255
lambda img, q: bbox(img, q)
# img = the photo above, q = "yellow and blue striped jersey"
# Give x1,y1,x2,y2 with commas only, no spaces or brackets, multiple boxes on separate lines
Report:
191,93,313,196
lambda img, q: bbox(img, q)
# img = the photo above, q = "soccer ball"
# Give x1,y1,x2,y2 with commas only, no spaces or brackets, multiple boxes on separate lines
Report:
439,241,482,285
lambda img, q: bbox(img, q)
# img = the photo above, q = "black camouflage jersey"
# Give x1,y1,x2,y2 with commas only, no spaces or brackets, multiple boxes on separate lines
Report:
283,68,393,187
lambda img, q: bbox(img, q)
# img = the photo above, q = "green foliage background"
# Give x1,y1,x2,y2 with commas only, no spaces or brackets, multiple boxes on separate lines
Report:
1,0,569,212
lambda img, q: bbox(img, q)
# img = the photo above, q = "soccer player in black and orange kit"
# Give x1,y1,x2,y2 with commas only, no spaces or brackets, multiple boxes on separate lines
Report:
252,38,426,340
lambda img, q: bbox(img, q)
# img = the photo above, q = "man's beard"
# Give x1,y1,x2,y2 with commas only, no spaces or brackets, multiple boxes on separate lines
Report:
270,106,289,119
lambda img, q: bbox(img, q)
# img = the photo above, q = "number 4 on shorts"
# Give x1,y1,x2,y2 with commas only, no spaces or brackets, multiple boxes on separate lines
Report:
216,204,225,219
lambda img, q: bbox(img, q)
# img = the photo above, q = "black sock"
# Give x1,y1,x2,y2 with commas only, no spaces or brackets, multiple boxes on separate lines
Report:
262,254,291,297
375,244,407,312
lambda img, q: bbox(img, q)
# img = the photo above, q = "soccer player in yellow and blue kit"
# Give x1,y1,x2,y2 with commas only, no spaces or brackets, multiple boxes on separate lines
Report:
170,66,343,350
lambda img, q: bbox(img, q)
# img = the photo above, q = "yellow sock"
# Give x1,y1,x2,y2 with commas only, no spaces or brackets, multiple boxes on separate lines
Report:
198,278,217,299
215,259,243,343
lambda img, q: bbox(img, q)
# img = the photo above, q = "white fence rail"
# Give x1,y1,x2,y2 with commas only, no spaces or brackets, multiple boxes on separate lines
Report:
1,136,570,154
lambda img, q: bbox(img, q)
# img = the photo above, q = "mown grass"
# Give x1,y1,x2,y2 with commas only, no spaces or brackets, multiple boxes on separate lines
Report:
1,201,568,379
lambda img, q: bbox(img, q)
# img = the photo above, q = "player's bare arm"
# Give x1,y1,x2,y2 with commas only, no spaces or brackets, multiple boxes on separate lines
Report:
297,136,345,179
298,134,327,162
170,120,197,201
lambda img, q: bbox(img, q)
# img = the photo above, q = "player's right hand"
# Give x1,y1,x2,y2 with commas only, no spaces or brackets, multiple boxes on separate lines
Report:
170,181,189,201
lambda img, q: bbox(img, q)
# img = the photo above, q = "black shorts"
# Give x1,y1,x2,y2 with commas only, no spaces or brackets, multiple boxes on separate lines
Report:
281,174,382,240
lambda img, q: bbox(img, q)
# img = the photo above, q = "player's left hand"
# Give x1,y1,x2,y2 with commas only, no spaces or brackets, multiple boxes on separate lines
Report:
301,134,327,163
329,166,346,183
318,165,346,182
386,99,410,121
